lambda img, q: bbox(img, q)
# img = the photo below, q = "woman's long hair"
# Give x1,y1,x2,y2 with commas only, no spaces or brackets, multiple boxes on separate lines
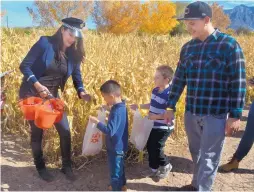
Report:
50,26,85,64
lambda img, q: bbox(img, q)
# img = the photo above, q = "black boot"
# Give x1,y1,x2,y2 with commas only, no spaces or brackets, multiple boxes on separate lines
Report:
38,168,54,182
32,149,53,182
58,133,75,181
61,167,76,181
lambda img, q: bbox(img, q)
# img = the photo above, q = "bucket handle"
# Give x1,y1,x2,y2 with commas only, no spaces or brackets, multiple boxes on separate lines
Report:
18,93,55,111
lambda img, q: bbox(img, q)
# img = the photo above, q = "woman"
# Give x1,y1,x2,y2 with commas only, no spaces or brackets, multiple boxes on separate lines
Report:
19,17,91,182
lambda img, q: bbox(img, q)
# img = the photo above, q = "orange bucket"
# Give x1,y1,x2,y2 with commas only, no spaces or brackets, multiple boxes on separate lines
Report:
55,112,63,123
19,97,43,120
44,98,64,123
35,98,65,129
34,104,60,129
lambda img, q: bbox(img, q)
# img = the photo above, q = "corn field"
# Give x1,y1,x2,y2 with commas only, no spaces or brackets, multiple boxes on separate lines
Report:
1,28,254,166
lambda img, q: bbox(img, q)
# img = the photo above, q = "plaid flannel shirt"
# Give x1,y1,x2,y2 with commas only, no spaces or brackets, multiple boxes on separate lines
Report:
167,29,246,119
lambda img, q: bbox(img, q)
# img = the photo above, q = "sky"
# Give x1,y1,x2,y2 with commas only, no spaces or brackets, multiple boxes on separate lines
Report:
1,0,254,28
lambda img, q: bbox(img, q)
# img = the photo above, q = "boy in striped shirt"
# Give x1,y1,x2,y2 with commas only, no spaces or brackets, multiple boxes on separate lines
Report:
131,65,174,179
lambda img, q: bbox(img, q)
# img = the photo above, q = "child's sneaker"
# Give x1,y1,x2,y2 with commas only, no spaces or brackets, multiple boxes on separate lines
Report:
141,168,160,178
158,163,172,179
219,157,239,172
121,185,127,191
108,185,127,191
178,184,197,191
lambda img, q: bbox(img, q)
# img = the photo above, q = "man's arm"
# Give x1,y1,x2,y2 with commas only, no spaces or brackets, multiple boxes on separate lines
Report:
228,41,246,119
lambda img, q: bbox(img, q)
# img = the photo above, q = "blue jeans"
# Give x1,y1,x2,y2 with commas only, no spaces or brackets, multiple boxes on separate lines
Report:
185,111,227,191
107,150,126,191
234,101,254,161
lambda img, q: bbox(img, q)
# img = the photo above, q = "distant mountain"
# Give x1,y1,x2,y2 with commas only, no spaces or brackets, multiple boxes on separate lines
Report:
224,5,254,30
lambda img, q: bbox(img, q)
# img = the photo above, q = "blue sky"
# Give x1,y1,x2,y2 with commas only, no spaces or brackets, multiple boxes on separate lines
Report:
1,1,254,28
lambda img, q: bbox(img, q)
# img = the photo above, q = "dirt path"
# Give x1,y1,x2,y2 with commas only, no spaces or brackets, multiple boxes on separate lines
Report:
1,108,253,191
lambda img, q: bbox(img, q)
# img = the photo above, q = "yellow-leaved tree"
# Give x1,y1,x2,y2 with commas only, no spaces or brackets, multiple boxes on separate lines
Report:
92,1,141,34
27,1,93,27
211,3,231,32
140,1,178,34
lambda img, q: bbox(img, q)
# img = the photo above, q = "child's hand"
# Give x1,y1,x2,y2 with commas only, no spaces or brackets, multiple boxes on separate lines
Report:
89,116,100,125
148,113,164,120
100,104,111,111
130,104,139,111
148,113,157,120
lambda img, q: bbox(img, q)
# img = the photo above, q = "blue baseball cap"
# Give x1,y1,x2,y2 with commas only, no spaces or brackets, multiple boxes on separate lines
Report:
178,1,212,20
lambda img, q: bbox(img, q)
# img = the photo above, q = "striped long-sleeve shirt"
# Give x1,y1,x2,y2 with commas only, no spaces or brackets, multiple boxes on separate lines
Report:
167,29,246,119
149,86,174,129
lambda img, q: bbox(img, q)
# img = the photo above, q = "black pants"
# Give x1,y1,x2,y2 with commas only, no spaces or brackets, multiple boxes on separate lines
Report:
29,112,71,170
147,128,172,169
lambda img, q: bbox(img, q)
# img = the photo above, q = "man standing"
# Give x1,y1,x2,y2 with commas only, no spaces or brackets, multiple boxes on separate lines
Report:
220,78,254,172
164,1,246,191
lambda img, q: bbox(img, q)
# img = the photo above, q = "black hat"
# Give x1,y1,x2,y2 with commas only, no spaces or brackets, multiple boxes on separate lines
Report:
62,17,85,38
178,1,212,21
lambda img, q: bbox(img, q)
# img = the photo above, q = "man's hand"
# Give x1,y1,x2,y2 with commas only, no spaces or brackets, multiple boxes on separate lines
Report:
164,110,174,124
89,116,100,125
225,118,240,136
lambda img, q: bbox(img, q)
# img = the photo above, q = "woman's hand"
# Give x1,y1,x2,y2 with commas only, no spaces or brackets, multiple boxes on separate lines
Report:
80,92,92,102
34,82,51,99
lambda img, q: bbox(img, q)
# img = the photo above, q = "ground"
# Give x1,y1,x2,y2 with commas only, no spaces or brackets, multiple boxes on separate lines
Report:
1,108,253,191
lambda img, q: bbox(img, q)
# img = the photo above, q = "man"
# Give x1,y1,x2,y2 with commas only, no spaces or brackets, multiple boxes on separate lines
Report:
164,1,246,191
220,78,254,172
